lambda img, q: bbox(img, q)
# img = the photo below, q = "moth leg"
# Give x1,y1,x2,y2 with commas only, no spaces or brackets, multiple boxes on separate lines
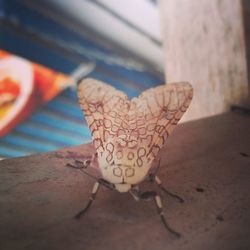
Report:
153,193,181,238
150,174,184,203
129,190,181,238
74,181,100,219
66,158,90,170
75,159,91,168
129,186,140,201
75,153,97,169
98,178,115,190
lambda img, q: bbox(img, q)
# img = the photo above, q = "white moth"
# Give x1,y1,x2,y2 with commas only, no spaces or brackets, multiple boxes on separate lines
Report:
69,78,193,237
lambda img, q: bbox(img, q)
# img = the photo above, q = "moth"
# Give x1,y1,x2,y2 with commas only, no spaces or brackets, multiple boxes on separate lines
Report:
67,78,193,237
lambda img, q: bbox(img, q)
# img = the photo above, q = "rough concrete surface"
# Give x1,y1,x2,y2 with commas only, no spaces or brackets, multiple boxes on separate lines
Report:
0,112,250,250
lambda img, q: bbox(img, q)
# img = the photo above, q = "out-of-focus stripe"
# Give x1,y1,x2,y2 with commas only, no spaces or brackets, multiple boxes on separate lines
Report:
15,122,86,145
1,134,59,152
0,143,36,158
45,101,83,120
30,112,91,137
97,62,163,88
89,71,140,98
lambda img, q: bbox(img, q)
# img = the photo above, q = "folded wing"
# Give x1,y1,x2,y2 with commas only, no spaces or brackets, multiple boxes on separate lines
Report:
133,82,193,161
78,79,193,166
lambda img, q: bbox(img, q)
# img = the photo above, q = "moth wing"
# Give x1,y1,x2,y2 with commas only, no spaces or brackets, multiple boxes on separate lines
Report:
134,82,193,161
77,78,128,154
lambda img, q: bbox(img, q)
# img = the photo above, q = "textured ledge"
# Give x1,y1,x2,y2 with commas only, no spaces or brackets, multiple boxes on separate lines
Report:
0,112,250,250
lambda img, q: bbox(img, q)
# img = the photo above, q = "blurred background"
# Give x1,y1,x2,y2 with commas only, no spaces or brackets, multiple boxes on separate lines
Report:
0,0,249,159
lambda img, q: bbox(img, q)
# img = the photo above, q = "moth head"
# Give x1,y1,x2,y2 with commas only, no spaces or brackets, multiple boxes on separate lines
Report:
97,147,152,193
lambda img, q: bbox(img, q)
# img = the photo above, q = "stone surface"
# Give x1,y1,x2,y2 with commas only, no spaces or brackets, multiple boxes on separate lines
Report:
0,112,250,250
159,0,249,122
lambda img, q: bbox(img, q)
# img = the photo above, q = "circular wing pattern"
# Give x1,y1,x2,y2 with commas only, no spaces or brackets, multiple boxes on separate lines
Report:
77,78,193,170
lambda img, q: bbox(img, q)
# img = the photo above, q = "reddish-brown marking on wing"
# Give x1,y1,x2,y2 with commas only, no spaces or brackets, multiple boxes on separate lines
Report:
77,78,193,168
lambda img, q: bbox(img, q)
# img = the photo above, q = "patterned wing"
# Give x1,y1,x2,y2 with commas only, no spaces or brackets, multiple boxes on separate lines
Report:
77,78,128,155
78,79,193,171
131,82,193,163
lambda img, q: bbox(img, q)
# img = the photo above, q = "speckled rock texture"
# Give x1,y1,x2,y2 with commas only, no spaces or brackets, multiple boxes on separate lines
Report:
0,112,250,250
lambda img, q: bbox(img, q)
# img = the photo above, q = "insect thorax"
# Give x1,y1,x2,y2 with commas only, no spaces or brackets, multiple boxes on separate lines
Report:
97,138,153,192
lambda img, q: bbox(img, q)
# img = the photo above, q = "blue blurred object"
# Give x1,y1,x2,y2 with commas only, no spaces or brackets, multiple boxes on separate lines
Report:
0,0,164,158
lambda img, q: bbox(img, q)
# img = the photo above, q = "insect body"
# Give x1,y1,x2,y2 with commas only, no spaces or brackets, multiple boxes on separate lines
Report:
70,78,193,237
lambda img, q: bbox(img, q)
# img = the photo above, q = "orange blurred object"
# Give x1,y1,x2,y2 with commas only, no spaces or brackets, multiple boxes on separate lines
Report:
33,63,69,103
0,77,21,105
0,50,70,137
